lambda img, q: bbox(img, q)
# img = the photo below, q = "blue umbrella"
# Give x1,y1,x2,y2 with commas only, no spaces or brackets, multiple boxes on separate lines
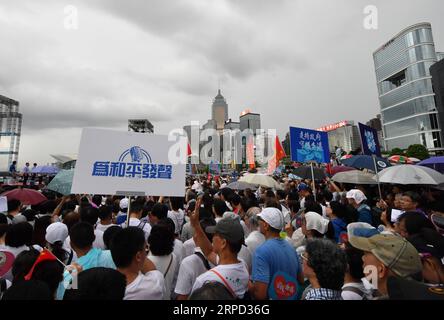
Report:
342,155,391,172
31,165,60,174
418,156,444,173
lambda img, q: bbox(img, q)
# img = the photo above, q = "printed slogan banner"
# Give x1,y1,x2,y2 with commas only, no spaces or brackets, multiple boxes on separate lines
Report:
358,123,381,157
71,128,187,196
289,127,330,164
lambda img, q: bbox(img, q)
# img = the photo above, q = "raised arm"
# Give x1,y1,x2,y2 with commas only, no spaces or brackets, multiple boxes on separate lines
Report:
189,198,218,265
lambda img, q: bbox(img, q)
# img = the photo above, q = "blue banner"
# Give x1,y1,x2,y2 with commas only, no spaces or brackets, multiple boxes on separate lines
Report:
289,127,330,164
358,123,381,157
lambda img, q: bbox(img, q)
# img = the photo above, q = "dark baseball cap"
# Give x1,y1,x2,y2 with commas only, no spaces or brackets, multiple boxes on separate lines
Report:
205,217,245,245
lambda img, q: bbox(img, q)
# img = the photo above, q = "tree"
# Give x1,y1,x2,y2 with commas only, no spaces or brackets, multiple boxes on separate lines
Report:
389,148,405,156
405,144,430,160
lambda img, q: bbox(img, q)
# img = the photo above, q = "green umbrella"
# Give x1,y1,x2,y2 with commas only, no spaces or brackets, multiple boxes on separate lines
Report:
45,169,75,195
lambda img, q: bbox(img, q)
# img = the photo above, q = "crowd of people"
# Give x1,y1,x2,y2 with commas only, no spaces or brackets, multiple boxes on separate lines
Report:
1,172,444,300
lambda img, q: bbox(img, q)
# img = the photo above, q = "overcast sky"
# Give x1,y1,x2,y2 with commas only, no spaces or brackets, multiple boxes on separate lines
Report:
0,0,443,167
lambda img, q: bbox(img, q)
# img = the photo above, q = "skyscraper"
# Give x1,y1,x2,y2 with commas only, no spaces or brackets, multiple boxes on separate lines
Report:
373,23,443,152
211,90,228,133
0,94,22,170
239,110,261,133
430,59,444,141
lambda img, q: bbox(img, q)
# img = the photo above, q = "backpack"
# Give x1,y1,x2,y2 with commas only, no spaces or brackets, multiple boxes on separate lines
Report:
0,278,7,298
209,268,251,300
421,254,444,285
194,252,211,270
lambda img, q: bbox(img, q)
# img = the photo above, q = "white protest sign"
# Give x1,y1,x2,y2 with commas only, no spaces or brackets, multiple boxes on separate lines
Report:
71,128,187,196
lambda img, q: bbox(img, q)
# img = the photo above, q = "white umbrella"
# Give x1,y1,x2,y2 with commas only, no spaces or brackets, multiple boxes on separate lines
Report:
239,174,282,189
332,170,376,185
376,165,444,185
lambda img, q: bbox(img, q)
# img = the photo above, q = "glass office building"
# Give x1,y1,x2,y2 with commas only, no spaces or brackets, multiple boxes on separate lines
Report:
373,23,443,152
0,95,22,170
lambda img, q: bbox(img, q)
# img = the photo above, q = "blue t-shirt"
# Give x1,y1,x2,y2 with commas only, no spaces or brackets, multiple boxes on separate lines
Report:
56,248,116,300
357,204,373,225
252,238,302,287
331,218,347,243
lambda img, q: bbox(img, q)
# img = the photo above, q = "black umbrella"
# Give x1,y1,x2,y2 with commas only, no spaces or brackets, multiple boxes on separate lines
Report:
293,166,326,180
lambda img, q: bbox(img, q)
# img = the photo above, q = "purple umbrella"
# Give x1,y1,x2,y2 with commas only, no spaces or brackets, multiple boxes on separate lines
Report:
329,166,356,176
418,157,444,173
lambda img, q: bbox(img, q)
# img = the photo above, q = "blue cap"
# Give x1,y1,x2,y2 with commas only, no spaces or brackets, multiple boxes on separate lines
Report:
297,183,309,192
352,227,380,238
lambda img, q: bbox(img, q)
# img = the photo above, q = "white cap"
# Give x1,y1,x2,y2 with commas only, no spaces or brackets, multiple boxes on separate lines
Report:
120,198,129,210
304,211,330,234
346,189,367,204
258,207,285,231
45,222,68,244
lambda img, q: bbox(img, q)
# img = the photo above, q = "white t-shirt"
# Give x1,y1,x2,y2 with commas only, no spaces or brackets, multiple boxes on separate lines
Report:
173,239,185,264
281,204,291,224
341,282,372,300
245,231,266,256
180,222,194,242
122,217,152,240
191,262,249,299
174,248,215,296
168,209,185,235
95,223,116,233
240,220,250,238
238,245,252,273
183,238,196,258
124,271,165,300
148,253,179,300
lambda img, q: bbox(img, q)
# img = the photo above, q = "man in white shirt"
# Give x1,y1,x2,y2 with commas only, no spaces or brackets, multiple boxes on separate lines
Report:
22,162,30,185
96,205,116,233
190,212,249,299
244,208,266,256
174,218,216,300
121,200,151,240
167,197,185,236
110,227,165,300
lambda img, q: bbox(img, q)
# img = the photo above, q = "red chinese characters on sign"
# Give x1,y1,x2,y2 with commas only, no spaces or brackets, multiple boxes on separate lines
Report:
316,121,348,132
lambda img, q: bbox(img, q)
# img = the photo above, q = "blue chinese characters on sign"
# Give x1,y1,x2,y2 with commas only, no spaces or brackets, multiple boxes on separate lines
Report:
92,146,172,180
289,127,330,164
358,123,381,157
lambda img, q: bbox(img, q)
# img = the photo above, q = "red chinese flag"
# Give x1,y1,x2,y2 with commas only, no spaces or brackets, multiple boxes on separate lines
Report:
275,136,286,162
268,136,286,174
24,249,58,281
187,143,192,157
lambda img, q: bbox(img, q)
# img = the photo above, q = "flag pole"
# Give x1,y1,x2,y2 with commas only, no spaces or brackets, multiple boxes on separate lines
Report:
126,196,132,228
372,155,383,200
310,162,317,202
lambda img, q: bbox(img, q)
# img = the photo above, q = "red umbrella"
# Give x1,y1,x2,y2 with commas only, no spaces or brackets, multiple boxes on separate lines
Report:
340,154,353,160
330,166,356,175
1,188,48,205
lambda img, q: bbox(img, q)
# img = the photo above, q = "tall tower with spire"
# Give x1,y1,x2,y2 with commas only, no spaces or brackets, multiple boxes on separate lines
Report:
211,89,228,133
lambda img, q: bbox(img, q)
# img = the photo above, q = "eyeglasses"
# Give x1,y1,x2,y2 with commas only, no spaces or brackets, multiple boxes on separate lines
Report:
300,252,308,262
